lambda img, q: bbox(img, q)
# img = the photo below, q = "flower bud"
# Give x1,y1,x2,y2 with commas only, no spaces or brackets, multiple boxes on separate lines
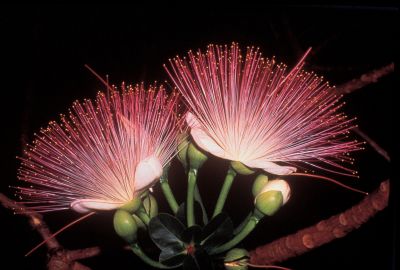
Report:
132,214,146,230
224,248,249,270
140,190,149,198
177,133,189,169
255,180,291,216
113,209,138,243
231,161,255,175
187,142,208,170
252,174,269,197
142,194,158,218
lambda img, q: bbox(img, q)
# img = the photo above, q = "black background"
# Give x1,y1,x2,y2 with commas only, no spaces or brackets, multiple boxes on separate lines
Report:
0,4,395,270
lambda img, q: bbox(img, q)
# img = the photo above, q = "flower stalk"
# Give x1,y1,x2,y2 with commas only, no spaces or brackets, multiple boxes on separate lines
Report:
212,167,237,218
131,243,174,269
187,168,198,227
160,176,179,214
212,214,260,255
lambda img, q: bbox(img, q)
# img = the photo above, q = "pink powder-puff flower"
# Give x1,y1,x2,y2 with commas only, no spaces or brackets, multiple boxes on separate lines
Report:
165,43,360,176
17,84,180,213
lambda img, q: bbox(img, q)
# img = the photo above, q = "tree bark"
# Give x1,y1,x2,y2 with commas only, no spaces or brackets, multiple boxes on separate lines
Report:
336,63,394,94
249,180,389,265
0,193,100,270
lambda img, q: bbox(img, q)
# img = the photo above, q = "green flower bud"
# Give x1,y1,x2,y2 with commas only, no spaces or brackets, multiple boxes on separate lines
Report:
255,179,291,216
119,197,142,213
224,248,249,270
255,191,283,216
187,142,208,170
231,161,255,175
142,194,158,218
177,133,189,169
113,209,138,243
140,190,149,198
252,174,269,197
132,214,146,230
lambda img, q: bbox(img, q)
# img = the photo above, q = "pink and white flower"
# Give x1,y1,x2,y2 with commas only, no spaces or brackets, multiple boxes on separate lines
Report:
17,85,180,213
165,43,360,176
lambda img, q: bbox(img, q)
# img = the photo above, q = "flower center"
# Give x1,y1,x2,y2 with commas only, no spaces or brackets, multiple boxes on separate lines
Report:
186,244,195,256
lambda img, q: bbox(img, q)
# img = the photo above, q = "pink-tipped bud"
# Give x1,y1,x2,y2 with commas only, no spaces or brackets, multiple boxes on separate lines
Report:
255,179,291,216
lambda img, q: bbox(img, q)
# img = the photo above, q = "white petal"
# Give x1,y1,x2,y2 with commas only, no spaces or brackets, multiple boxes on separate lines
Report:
134,155,163,192
186,112,226,159
259,179,291,204
71,199,123,213
186,112,201,128
244,159,297,175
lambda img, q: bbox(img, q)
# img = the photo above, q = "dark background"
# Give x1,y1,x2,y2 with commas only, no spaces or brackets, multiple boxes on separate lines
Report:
0,4,395,270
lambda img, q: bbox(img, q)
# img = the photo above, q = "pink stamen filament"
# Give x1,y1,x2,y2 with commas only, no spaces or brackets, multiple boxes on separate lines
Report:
25,211,95,256
291,173,368,195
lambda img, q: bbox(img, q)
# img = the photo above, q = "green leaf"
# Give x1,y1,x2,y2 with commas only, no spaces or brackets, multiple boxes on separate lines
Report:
182,225,202,245
200,213,234,253
159,249,186,267
183,247,213,270
149,213,186,265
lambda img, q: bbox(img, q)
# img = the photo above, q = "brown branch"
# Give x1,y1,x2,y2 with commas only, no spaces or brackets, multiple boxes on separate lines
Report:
66,247,101,261
336,63,394,94
0,193,60,250
334,62,392,162
47,248,101,270
0,193,100,270
354,127,390,162
249,179,389,265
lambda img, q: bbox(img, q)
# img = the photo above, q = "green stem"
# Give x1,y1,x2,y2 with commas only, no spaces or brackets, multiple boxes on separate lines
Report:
137,206,151,226
187,168,197,227
212,167,237,218
211,214,260,255
233,212,252,235
131,243,174,269
160,177,179,214
194,184,208,224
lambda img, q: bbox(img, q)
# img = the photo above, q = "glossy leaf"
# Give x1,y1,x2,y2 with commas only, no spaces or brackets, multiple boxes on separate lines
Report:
201,213,234,253
159,248,186,267
182,225,202,245
183,247,213,270
149,213,186,263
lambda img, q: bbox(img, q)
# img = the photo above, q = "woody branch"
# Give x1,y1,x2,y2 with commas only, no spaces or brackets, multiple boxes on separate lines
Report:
250,179,389,265
0,193,100,270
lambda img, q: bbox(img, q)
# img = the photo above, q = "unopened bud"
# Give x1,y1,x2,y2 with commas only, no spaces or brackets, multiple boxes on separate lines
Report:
252,174,269,197
113,209,138,243
224,248,249,270
255,180,291,216
187,142,208,170
177,133,189,169
132,214,146,230
142,194,158,218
